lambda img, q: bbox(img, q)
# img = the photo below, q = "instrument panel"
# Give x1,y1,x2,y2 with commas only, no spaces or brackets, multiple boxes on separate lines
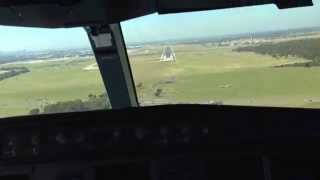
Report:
1,105,320,180
0,125,209,162
0,106,212,164
1,104,320,165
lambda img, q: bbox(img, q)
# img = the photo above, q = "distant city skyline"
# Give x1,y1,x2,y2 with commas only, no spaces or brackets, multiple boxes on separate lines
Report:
0,1,319,51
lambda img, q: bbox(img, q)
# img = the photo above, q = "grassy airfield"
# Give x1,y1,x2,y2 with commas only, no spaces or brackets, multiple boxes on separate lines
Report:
1,42,320,118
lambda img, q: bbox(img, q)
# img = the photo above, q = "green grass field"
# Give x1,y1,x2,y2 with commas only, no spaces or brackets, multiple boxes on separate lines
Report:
130,44,320,107
1,43,320,118
0,59,106,117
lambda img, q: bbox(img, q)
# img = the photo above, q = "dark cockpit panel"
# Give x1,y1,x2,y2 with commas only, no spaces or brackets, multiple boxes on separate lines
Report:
0,0,313,28
0,105,319,180
0,0,318,180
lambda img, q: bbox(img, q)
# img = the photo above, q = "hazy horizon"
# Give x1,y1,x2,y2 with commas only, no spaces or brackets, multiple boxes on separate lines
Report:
124,26,320,45
1,24,319,53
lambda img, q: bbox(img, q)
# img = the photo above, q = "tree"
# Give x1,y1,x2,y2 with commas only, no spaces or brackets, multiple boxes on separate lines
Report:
234,38,320,67
136,82,144,100
29,93,111,115
154,88,163,97
136,82,143,89
305,63,311,68
29,108,40,115
0,67,30,82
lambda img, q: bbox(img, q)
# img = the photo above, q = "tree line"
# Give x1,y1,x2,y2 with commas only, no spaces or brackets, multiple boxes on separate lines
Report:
0,67,30,81
234,38,320,67
29,93,111,115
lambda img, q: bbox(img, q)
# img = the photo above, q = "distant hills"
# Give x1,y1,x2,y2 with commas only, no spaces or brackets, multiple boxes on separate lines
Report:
127,26,320,46
208,26,320,43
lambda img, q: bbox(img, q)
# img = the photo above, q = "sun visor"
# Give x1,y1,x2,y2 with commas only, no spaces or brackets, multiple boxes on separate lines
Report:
0,0,107,28
157,0,314,14
0,0,155,28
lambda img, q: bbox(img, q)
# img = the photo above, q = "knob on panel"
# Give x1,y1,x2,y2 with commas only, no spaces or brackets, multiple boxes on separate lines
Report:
2,135,18,158
202,128,208,135
74,132,86,144
56,132,67,145
31,135,40,145
135,128,145,140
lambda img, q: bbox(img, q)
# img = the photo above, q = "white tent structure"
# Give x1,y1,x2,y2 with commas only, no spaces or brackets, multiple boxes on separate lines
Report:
160,47,176,62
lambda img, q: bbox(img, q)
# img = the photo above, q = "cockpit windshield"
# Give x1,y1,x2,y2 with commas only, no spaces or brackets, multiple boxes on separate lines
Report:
1,1,320,119
0,27,110,118
121,1,320,108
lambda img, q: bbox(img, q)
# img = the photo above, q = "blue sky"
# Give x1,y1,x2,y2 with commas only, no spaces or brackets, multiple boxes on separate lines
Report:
0,27,90,52
121,1,320,43
0,1,319,51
